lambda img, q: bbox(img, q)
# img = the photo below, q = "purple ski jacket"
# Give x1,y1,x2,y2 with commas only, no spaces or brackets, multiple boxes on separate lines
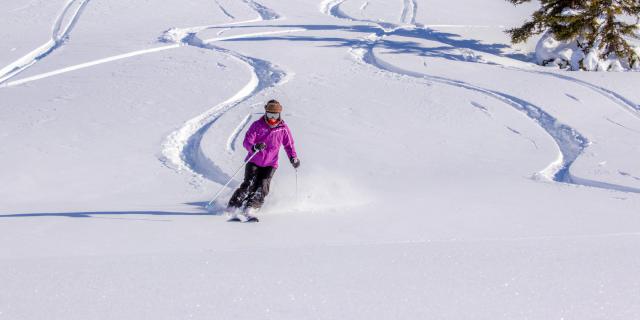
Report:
243,117,297,168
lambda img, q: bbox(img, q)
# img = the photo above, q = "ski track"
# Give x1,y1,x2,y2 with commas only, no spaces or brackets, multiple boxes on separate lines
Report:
161,32,287,185
422,24,503,28
214,0,235,20
606,117,640,134
400,0,417,25
527,70,640,119
2,28,302,88
2,0,636,194
226,112,255,153
325,0,640,193
3,0,298,188
354,38,588,183
321,0,399,30
161,1,289,186
2,0,295,88
242,0,280,20
320,0,352,21
506,126,539,150
414,27,640,119
400,0,410,24
359,1,369,12
0,0,90,85
470,101,492,117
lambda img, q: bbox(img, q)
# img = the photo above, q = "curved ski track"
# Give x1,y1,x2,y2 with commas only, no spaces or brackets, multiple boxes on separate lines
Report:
2,0,636,194
161,36,287,184
0,0,300,187
419,30,640,119
350,34,587,183
226,112,255,154
527,70,640,119
0,0,91,85
320,0,398,30
160,1,290,186
324,0,640,193
3,28,302,88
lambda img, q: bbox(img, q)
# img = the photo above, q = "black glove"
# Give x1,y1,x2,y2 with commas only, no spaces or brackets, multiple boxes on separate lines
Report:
253,142,267,152
290,157,300,169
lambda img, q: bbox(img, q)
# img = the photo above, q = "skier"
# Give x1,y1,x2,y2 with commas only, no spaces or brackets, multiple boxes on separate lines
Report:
226,99,300,222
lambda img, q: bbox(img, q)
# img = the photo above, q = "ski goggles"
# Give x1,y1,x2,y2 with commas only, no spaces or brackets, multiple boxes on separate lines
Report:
266,112,280,119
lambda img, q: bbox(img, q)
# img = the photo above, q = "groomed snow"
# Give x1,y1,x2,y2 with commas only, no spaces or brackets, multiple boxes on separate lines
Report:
1,0,640,319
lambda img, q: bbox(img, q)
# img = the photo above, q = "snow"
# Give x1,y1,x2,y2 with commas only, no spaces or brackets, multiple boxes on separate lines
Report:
1,0,640,319
534,26,640,72
535,31,584,70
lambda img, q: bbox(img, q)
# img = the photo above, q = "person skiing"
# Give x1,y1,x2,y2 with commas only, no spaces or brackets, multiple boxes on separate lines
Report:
226,99,300,222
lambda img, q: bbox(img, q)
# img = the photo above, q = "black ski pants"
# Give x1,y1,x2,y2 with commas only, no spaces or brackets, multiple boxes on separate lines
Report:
228,162,276,210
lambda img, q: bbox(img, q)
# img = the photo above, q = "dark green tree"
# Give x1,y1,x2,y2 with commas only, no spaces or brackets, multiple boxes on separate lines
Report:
506,0,640,70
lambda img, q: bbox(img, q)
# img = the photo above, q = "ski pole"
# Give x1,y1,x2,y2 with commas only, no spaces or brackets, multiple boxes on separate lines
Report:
206,151,260,208
295,168,299,203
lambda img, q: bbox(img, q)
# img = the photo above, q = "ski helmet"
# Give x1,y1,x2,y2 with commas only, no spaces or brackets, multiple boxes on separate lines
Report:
265,99,282,113
264,99,282,126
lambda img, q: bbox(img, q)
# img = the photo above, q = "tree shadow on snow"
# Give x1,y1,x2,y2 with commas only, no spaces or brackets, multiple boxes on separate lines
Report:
211,23,533,63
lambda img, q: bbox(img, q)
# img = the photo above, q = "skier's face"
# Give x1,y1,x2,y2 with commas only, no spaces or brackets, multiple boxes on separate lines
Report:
266,112,280,125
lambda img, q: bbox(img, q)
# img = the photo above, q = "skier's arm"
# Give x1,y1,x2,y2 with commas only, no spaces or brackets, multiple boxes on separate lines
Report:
243,123,258,152
283,125,297,159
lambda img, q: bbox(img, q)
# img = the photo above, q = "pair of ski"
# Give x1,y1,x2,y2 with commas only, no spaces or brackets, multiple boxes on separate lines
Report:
226,211,259,223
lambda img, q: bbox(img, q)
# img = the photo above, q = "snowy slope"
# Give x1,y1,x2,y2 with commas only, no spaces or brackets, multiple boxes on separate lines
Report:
1,0,640,319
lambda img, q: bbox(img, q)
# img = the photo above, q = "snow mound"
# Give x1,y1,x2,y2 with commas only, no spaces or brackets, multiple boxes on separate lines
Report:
158,28,190,43
536,32,640,72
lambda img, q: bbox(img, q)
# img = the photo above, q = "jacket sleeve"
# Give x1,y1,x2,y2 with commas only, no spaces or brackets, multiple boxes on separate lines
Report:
282,124,297,159
243,122,257,152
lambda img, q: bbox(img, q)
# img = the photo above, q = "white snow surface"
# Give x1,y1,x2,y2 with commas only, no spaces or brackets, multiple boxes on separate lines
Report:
1,0,640,319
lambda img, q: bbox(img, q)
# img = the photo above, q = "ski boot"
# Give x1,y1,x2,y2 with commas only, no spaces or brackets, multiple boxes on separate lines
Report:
225,206,242,222
238,207,260,223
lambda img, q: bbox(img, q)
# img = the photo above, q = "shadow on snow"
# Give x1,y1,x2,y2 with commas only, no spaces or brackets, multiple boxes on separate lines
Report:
0,202,223,219
205,23,532,62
